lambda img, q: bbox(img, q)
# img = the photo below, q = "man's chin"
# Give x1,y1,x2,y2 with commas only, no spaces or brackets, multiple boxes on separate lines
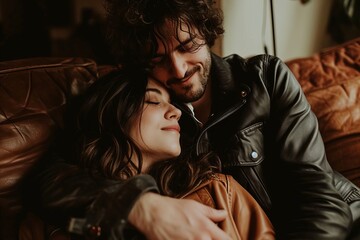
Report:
175,89,205,103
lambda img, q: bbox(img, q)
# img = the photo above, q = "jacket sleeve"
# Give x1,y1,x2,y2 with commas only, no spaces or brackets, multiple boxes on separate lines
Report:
24,153,159,239
265,55,352,239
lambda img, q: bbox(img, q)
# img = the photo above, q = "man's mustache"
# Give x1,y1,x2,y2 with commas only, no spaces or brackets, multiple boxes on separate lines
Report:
167,66,200,85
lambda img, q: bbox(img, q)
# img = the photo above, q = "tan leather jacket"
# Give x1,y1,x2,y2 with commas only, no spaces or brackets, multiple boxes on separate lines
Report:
182,173,275,240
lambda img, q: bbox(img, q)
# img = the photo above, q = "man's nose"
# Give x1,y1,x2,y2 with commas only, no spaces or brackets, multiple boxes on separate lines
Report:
169,52,187,79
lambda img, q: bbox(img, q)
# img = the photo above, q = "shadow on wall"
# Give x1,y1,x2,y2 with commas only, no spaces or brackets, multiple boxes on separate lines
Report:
0,0,52,61
0,0,115,64
0,0,359,63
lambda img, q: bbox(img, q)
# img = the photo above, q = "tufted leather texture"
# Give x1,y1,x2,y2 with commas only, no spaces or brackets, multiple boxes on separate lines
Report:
0,57,98,239
286,37,360,188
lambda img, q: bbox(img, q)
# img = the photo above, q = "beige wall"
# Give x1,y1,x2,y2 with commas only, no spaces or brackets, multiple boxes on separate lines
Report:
220,0,334,61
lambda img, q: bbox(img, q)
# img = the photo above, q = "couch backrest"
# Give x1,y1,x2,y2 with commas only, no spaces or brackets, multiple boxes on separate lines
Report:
0,57,99,239
286,37,360,187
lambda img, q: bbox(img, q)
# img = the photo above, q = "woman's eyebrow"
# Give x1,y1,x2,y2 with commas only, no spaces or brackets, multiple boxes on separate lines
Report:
146,88,162,95
146,87,171,102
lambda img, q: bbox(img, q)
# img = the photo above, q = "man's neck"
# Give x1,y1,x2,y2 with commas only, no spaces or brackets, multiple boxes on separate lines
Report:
192,80,212,124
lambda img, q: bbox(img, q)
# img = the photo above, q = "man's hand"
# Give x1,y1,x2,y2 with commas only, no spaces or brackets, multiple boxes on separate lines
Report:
128,192,230,240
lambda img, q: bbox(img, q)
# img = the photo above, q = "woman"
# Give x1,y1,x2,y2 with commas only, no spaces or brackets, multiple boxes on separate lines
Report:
73,70,275,240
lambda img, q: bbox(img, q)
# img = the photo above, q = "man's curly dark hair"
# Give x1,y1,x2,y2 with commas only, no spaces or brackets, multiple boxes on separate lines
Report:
104,0,224,68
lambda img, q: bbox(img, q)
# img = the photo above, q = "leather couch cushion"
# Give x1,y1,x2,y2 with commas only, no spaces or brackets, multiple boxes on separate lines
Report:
286,38,360,187
0,57,98,239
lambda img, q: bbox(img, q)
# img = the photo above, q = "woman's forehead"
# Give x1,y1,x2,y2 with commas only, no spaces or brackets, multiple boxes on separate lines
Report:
147,78,168,93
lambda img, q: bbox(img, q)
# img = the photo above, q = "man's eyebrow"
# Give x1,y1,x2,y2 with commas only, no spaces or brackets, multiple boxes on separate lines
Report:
175,37,194,50
151,36,195,58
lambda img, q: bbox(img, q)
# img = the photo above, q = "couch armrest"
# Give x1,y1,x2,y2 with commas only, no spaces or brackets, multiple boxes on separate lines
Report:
0,57,98,239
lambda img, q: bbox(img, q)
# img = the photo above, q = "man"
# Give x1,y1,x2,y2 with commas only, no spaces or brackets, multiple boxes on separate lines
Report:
31,0,360,239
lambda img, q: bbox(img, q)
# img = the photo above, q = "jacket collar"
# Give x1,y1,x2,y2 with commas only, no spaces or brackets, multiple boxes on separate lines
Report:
210,53,236,94
210,53,250,116
175,53,251,121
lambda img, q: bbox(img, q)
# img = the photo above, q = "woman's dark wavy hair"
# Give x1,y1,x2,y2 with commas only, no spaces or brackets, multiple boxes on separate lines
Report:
76,70,148,179
76,70,220,196
148,151,221,197
104,0,224,68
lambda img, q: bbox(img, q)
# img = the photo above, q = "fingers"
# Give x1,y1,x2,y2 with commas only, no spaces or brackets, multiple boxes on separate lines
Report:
179,200,230,239
129,194,232,240
202,208,231,240
206,221,232,240
205,207,227,223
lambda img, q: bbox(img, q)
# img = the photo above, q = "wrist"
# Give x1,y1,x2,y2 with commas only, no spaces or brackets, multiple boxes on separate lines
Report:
128,192,162,233
68,174,159,238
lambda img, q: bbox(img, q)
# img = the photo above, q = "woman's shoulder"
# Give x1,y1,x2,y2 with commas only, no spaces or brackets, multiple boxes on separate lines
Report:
180,173,229,208
211,173,237,188
181,173,234,197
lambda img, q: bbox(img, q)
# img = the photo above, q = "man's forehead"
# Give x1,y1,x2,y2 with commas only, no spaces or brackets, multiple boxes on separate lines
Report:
154,20,198,52
157,19,197,42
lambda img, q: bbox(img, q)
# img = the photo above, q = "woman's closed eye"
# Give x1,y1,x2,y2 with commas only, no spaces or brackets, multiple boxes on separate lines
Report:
145,88,171,106
145,100,160,105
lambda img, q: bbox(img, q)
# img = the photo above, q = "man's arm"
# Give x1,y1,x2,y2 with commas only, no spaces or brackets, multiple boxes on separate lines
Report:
25,154,157,237
266,55,352,239
129,192,230,240
26,155,230,239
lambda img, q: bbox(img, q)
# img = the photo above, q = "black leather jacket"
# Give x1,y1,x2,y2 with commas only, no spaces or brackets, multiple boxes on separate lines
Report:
176,53,360,239
32,53,359,239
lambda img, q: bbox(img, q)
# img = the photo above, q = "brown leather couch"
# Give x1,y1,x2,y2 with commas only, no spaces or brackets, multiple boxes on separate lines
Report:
286,37,360,188
0,58,104,239
1,37,359,239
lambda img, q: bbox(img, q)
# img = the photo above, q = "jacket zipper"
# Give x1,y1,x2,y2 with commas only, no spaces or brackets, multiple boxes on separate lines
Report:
195,98,271,210
196,99,247,155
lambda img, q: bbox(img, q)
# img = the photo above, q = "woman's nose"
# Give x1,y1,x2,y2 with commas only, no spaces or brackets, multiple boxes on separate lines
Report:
167,104,182,120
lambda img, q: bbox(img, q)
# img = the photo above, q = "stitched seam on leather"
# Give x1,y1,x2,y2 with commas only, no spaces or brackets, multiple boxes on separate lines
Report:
225,176,232,210
344,188,360,203
197,188,215,208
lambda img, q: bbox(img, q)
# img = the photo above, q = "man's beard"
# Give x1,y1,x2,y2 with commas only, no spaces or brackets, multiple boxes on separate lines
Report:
172,52,211,103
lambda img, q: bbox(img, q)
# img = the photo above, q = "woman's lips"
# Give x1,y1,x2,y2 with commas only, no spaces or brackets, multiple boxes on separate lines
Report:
161,125,181,132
